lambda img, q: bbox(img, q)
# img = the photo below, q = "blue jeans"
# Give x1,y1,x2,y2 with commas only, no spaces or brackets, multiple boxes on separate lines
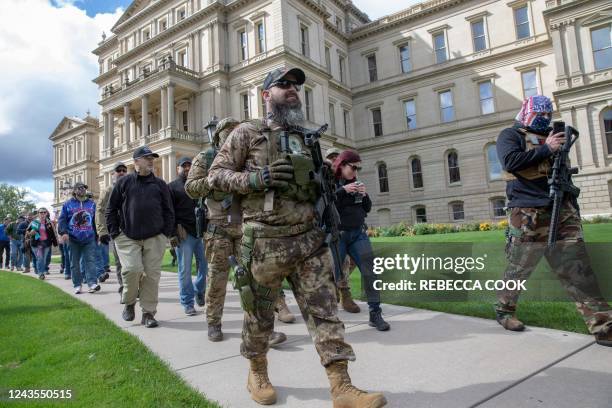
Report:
61,243,71,277
10,240,23,268
99,243,109,270
69,239,97,288
176,233,207,309
35,245,50,276
45,247,51,272
95,243,107,278
335,227,381,312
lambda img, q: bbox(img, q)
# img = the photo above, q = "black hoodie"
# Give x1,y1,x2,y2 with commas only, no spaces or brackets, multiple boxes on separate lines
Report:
106,171,174,240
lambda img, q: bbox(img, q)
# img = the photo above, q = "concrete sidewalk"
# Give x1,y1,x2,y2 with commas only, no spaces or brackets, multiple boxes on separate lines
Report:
14,266,612,408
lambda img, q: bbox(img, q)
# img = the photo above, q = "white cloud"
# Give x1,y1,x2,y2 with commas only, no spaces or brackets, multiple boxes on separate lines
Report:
24,187,55,213
0,0,123,132
352,0,424,20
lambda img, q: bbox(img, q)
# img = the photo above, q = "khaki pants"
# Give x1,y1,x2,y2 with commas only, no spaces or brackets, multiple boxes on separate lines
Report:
114,233,166,315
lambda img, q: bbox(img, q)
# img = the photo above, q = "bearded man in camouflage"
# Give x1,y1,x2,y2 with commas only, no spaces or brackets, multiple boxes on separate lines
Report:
185,119,287,346
207,67,386,407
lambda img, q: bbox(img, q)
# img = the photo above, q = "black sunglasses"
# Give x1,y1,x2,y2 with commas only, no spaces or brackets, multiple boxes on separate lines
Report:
116,168,127,173
348,164,362,171
271,80,301,91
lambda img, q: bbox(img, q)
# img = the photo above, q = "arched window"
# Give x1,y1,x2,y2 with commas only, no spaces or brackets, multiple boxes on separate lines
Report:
447,151,460,183
413,205,427,223
487,144,502,180
449,201,464,221
604,109,612,155
410,157,423,189
378,163,389,193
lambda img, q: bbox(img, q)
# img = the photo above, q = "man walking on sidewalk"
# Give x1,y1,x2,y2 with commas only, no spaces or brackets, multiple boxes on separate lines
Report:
106,146,174,328
7,215,25,271
168,157,207,316
58,182,100,294
97,161,128,300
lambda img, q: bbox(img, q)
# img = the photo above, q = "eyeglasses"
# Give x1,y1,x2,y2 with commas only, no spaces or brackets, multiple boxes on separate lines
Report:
116,168,127,173
271,80,301,92
348,164,362,172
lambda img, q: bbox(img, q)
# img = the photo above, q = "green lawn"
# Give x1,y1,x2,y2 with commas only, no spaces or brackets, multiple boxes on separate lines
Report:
348,223,612,335
0,272,219,408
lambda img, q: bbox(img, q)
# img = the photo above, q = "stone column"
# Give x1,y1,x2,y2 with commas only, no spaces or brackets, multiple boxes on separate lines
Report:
566,21,582,76
124,102,131,144
167,83,176,128
168,153,177,181
574,106,595,168
161,86,168,128
194,92,202,133
161,154,168,181
142,94,150,136
189,94,196,132
102,112,109,149
108,110,115,148
550,26,567,80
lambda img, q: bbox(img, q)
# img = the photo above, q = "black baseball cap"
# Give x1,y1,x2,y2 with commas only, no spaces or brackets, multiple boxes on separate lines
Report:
263,67,306,90
114,161,127,171
178,157,192,167
133,145,159,159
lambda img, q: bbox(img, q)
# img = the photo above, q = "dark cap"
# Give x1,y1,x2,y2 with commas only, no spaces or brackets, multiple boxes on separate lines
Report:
263,67,306,90
114,161,127,171
133,145,159,160
178,156,192,167
73,181,88,190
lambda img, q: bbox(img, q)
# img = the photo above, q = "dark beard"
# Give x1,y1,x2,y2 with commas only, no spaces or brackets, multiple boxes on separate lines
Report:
270,99,304,127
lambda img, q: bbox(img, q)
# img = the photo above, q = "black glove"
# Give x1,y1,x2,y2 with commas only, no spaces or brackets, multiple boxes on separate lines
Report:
249,158,294,190
99,234,111,245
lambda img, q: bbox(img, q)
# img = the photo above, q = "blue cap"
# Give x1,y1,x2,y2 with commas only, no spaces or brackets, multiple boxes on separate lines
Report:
133,145,159,159
178,156,192,167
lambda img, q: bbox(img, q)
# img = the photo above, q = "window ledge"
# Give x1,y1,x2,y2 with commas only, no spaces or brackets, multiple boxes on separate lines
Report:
448,182,462,187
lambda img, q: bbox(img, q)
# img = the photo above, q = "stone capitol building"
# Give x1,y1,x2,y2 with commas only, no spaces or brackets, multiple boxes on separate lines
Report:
50,0,612,226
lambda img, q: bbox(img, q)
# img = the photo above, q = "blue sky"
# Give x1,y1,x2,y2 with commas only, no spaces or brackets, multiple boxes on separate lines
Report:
2,0,417,208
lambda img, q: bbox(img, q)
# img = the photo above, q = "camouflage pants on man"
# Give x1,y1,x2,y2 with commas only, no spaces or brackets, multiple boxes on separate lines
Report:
241,225,355,366
496,200,612,334
204,223,242,326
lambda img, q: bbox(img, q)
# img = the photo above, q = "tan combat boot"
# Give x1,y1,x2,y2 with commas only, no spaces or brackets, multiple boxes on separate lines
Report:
247,356,277,405
275,296,296,323
326,360,387,408
339,288,361,314
496,315,525,331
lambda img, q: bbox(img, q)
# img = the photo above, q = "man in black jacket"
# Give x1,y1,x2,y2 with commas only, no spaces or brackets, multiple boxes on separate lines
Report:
106,146,175,328
495,95,612,347
168,157,207,316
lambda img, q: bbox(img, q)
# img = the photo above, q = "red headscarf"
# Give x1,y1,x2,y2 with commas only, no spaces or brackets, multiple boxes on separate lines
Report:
333,150,361,180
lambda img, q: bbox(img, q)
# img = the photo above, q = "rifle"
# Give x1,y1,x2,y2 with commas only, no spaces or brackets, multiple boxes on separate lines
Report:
548,124,580,250
288,124,343,283
195,117,219,238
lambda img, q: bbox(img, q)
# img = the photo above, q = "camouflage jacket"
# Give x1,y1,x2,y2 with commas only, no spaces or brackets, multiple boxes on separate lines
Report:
207,119,316,226
185,149,231,223
96,184,114,236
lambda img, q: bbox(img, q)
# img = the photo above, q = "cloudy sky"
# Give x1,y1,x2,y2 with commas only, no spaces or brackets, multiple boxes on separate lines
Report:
0,0,419,210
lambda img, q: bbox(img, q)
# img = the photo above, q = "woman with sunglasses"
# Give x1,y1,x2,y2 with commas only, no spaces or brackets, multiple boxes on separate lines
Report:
332,150,390,331
26,208,58,280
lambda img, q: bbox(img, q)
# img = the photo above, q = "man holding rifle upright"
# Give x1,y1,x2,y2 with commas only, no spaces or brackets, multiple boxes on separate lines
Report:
495,95,612,346
207,67,386,407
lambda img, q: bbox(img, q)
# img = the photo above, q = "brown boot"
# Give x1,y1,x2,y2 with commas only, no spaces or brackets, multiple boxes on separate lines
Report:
247,356,277,405
339,288,360,314
326,360,387,408
496,315,525,331
595,331,612,347
275,296,296,323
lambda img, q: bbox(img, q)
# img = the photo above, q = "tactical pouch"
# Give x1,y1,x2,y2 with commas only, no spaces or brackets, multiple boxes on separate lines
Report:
280,154,317,203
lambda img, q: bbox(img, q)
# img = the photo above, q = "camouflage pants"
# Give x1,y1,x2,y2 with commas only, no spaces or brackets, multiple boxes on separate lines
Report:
496,201,612,334
241,226,355,366
336,257,356,289
204,223,242,326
